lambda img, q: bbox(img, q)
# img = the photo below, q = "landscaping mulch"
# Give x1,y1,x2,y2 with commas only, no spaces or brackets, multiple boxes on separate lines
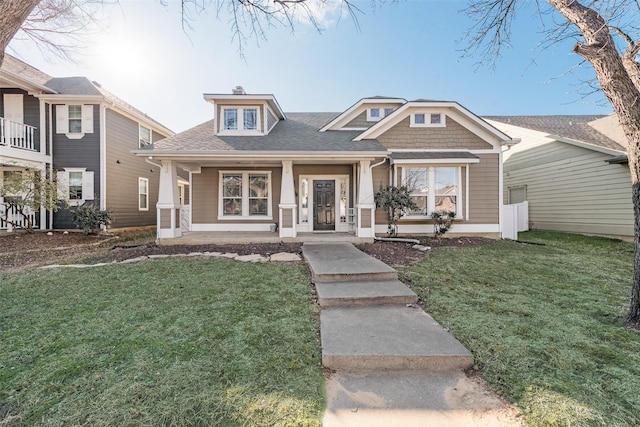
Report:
0,230,491,273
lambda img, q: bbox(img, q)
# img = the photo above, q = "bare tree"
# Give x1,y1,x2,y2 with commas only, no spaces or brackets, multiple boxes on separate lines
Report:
466,0,640,328
1,0,111,67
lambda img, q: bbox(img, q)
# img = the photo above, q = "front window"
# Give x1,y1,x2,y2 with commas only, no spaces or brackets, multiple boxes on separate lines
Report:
138,177,149,210
222,173,243,215
220,171,271,218
139,125,151,147
248,173,268,215
403,166,459,217
69,171,83,200
68,105,82,133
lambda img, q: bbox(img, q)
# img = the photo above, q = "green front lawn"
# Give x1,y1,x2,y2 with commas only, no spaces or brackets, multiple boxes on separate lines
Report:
0,258,324,426
403,231,640,427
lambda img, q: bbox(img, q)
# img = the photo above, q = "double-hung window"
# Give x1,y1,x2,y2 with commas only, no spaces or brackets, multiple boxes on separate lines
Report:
403,166,460,217
139,125,151,147
138,177,149,210
220,171,271,218
57,168,94,206
55,105,94,138
220,107,261,134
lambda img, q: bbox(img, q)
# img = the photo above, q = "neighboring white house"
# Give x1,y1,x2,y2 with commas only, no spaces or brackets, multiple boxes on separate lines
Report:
486,114,633,239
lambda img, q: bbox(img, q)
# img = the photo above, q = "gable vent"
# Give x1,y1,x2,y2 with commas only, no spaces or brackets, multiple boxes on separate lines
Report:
232,86,246,95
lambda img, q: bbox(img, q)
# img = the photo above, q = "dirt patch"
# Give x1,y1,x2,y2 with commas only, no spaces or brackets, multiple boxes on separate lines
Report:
0,231,491,273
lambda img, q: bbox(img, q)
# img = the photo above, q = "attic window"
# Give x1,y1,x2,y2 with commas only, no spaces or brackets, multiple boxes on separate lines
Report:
411,113,445,127
367,108,395,122
220,106,261,134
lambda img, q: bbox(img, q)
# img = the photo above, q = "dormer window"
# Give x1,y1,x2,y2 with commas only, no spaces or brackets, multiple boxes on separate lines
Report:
411,112,445,127
220,106,262,134
367,107,395,122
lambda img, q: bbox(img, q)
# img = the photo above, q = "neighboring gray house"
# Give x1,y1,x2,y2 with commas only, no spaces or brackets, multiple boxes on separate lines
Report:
0,54,174,231
486,114,633,239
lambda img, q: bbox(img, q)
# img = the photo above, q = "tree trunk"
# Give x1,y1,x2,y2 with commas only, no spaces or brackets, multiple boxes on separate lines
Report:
548,0,640,327
0,0,40,66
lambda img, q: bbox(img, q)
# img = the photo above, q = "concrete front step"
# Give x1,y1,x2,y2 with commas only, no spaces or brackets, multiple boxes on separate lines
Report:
302,242,397,283
321,305,473,372
315,279,418,307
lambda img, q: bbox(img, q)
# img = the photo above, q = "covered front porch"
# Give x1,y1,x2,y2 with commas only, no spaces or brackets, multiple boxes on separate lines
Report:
153,156,385,241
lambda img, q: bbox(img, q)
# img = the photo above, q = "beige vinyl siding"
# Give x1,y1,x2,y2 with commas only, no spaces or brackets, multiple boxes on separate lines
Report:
467,154,500,224
504,141,633,237
191,166,282,224
377,117,493,150
373,163,391,226
105,109,168,228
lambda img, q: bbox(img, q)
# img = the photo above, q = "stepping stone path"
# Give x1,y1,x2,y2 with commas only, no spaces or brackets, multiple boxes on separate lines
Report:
39,251,301,269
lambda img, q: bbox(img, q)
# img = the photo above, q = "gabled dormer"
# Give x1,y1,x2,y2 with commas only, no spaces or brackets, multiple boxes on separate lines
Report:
203,86,286,136
319,97,406,131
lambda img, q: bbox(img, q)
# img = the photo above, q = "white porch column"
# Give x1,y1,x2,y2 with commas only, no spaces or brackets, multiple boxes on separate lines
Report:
156,160,182,239
279,160,297,238
356,160,376,238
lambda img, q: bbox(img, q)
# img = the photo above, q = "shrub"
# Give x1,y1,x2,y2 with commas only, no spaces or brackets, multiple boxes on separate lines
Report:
374,185,418,237
431,210,456,238
71,203,113,235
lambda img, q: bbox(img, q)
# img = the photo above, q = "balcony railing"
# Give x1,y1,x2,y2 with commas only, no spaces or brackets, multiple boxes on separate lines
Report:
0,117,37,151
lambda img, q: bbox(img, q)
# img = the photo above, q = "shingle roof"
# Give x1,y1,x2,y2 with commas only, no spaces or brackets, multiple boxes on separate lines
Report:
151,112,387,153
45,77,103,96
485,115,625,152
1,54,53,87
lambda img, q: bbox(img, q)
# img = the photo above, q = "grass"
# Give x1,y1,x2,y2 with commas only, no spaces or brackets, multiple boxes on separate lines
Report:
0,258,324,426
402,231,640,427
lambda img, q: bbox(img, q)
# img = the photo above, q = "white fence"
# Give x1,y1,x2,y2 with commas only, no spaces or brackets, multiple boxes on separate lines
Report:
0,203,38,231
502,201,529,240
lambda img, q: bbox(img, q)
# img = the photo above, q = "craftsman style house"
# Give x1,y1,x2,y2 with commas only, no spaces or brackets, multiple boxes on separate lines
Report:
135,87,517,240
0,54,173,231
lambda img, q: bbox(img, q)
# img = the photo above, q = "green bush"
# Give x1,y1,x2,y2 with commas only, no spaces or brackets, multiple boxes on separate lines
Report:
71,203,113,235
431,210,456,238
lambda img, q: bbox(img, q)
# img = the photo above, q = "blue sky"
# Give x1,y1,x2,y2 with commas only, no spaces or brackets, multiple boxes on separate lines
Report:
8,0,610,133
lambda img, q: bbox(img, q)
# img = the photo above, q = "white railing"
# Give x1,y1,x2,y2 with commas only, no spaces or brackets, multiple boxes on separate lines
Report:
0,203,39,231
0,117,37,151
180,204,191,232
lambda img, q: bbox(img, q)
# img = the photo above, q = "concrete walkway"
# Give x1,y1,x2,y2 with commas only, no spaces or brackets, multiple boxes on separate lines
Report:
302,242,524,427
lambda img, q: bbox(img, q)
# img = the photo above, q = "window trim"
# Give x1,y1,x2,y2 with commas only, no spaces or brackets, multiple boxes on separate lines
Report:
366,107,395,122
410,112,446,128
138,177,149,211
55,104,94,139
139,124,152,148
218,170,272,220
218,106,262,135
401,166,462,218
57,167,94,206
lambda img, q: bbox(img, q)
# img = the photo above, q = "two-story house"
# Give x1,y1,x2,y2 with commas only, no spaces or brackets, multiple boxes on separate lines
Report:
134,87,517,241
0,54,174,231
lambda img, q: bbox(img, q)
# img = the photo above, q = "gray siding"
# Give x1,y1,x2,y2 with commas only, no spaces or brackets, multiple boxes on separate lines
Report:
0,88,42,151
52,104,101,229
504,141,633,237
105,109,169,228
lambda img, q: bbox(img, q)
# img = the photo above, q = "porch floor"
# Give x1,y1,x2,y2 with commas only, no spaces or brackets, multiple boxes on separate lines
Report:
158,231,374,245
